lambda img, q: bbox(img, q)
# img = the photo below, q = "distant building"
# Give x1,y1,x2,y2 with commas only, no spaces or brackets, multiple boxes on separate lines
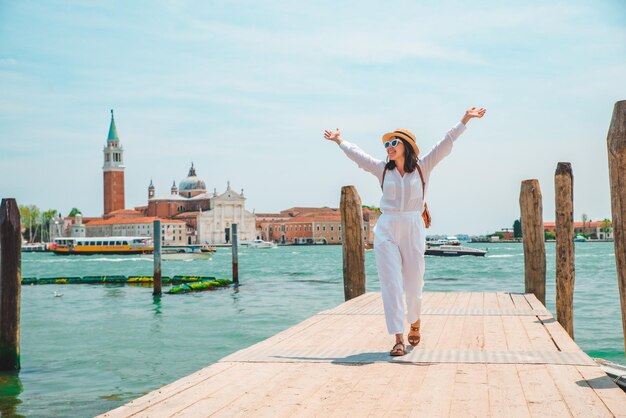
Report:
86,217,186,246
544,221,613,240
256,207,379,245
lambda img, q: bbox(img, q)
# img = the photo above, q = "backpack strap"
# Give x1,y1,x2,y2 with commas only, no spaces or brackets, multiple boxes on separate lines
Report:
380,167,388,190
415,162,426,200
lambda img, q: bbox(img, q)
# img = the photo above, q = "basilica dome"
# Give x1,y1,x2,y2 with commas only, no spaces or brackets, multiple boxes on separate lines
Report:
179,163,206,196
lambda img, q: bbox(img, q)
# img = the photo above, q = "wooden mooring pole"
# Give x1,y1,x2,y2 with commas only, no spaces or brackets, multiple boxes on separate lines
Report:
607,100,626,353
0,198,21,371
555,162,575,338
153,220,162,296
232,223,239,286
340,186,365,301
520,179,546,305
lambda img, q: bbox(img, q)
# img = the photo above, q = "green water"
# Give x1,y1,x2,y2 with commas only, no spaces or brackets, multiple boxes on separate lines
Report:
0,242,623,416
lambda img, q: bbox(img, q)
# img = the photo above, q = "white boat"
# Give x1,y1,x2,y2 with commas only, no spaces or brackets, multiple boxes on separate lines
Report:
426,237,461,247
143,245,213,261
21,243,47,252
574,235,588,242
425,245,487,257
239,239,277,249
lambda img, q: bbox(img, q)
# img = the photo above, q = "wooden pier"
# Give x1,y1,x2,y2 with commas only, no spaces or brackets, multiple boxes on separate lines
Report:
100,291,626,417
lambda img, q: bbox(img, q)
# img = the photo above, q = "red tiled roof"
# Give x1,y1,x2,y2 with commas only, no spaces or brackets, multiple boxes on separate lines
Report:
108,209,142,215
86,217,185,226
544,221,610,228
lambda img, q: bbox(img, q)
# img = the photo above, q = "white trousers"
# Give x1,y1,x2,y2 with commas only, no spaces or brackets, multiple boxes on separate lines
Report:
374,211,426,335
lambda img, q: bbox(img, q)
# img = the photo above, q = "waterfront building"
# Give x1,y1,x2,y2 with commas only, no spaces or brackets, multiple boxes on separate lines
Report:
85,217,186,245
544,221,613,240
102,110,125,215
256,207,379,245
196,183,257,244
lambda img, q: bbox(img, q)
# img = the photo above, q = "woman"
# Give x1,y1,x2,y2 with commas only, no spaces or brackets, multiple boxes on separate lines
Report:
324,107,486,356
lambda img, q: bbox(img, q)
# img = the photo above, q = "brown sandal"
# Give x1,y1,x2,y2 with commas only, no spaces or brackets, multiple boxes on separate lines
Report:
390,341,406,356
408,320,421,347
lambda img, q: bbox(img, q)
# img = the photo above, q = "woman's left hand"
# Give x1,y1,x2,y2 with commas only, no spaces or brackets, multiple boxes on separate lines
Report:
461,107,486,125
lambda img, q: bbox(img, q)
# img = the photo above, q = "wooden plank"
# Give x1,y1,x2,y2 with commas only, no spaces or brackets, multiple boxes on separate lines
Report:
487,364,531,418
510,292,532,310
546,364,613,417
408,364,457,416
501,315,533,351
449,363,489,418
519,314,560,351
483,315,508,351
483,292,500,310
99,362,236,417
496,292,516,310
517,364,571,416
576,365,626,418
436,293,471,350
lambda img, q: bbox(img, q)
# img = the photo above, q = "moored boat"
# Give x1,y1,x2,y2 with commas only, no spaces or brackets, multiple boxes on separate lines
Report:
50,237,153,255
148,245,213,261
239,239,277,249
425,245,487,257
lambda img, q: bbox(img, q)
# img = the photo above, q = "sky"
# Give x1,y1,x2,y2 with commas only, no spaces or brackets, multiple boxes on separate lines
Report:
1,0,625,235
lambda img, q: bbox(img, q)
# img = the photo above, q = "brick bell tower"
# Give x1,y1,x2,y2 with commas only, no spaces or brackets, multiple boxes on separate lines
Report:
103,109,125,215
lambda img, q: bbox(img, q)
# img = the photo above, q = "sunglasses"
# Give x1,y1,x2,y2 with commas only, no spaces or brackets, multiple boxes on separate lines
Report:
384,138,401,149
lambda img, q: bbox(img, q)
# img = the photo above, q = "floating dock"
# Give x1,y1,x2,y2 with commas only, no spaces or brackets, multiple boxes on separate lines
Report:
100,292,626,417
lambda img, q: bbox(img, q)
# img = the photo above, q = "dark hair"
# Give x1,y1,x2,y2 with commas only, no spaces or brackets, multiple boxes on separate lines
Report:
385,138,419,172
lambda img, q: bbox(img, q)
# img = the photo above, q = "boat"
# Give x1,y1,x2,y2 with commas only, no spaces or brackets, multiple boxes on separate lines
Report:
575,235,588,242
595,358,626,392
21,243,47,252
426,236,461,246
144,245,213,261
425,245,487,257
49,237,153,255
239,239,277,249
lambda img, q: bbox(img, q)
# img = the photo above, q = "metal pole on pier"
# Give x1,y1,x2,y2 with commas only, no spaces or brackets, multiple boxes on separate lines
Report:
231,223,239,286
153,219,162,296
0,198,21,371
607,100,626,352
555,162,575,338
340,186,366,301
519,179,546,305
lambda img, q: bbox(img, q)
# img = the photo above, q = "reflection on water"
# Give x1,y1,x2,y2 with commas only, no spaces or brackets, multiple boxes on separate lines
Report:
152,296,162,316
0,373,24,418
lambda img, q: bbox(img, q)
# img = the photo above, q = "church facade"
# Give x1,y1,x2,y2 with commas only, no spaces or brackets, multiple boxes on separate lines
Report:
135,166,257,244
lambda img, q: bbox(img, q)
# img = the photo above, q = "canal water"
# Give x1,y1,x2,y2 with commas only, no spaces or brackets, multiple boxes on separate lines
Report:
0,242,623,416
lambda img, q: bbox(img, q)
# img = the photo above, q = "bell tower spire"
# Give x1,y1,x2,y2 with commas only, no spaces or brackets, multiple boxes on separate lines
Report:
103,109,125,215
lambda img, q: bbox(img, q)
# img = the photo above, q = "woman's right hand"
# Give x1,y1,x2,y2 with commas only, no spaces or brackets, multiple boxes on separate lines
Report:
323,128,343,144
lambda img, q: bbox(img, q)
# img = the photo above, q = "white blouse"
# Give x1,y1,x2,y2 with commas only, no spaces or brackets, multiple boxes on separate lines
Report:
339,122,467,213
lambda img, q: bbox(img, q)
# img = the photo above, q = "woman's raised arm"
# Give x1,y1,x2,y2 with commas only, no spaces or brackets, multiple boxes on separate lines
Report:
324,128,385,180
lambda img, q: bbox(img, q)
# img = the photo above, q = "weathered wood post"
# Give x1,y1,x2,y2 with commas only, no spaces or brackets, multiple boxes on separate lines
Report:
519,180,546,305
340,186,365,301
153,219,162,296
0,198,21,371
231,223,239,286
607,100,626,352
555,163,575,338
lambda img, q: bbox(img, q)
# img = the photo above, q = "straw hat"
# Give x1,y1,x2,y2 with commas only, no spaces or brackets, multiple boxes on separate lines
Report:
382,128,419,157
